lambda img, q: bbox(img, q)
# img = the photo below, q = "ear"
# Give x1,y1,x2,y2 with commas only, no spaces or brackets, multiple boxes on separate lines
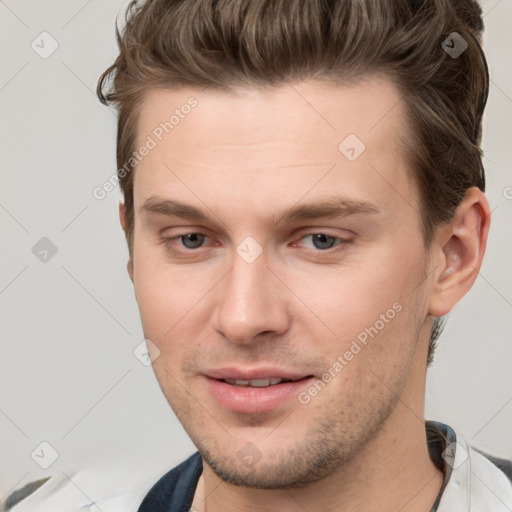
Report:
118,202,134,284
428,187,490,317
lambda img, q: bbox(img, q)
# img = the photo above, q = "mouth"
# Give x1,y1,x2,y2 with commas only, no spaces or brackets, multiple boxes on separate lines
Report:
220,376,311,387
203,369,315,413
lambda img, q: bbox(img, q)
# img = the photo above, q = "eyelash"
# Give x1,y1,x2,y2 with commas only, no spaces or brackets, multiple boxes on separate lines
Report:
161,232,353,254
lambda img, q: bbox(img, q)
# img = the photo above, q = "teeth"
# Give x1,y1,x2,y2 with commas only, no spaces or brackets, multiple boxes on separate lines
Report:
224,377,288,387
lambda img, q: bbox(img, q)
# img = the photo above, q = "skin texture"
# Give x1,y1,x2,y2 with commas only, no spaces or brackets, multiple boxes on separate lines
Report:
122,77,490,511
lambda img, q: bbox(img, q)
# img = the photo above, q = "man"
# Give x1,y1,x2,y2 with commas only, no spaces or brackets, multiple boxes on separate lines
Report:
5,0,511,510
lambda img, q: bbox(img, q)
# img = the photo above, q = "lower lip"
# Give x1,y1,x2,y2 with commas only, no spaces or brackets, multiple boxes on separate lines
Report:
205,376,314,413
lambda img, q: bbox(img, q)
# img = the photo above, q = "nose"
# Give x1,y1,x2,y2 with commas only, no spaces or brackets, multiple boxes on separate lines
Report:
212,248,290,345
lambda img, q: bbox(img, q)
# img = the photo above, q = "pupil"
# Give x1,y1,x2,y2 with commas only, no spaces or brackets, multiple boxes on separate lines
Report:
313,233,335,250
182,233,204,249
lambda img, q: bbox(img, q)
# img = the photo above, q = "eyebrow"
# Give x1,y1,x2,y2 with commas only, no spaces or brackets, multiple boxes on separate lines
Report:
274,197,380,224
141,197,209,222
140,196,380,225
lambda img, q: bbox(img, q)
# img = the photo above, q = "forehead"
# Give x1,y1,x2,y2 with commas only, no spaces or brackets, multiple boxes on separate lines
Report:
137,76,404,149
133,77,417,219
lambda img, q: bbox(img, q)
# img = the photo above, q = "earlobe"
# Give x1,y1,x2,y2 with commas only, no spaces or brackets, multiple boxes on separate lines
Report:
428,188,490,317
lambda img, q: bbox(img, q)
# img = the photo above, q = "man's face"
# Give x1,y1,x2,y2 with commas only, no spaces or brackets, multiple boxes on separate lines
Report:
130,77,435,487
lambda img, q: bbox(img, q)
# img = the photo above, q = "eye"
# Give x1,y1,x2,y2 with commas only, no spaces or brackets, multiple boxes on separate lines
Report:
160,231,218,258
179,233,206,249
294,233,351,251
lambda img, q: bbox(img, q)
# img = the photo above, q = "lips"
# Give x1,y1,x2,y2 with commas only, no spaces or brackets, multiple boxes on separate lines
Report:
203,367,314,413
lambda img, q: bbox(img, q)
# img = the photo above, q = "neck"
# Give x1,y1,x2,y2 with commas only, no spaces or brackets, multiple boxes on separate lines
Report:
193,340,443,512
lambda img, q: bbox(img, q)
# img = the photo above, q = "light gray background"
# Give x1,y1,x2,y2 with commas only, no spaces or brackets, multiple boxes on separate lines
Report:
1,0,511,500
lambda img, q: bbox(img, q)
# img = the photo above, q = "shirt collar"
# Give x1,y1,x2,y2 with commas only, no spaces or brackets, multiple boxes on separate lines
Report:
426,420,512,512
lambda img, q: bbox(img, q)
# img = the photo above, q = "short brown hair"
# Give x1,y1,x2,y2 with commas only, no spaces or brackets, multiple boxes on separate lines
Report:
97,0,489,364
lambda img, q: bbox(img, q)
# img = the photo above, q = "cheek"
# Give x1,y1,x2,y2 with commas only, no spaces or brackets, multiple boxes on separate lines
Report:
288,256,413,327
133,257,196,337
311,298,420,413
132,250,222,365
285,246,425,364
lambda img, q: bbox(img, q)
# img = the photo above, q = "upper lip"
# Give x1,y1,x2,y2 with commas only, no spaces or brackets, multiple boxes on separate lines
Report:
204,367,312,381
